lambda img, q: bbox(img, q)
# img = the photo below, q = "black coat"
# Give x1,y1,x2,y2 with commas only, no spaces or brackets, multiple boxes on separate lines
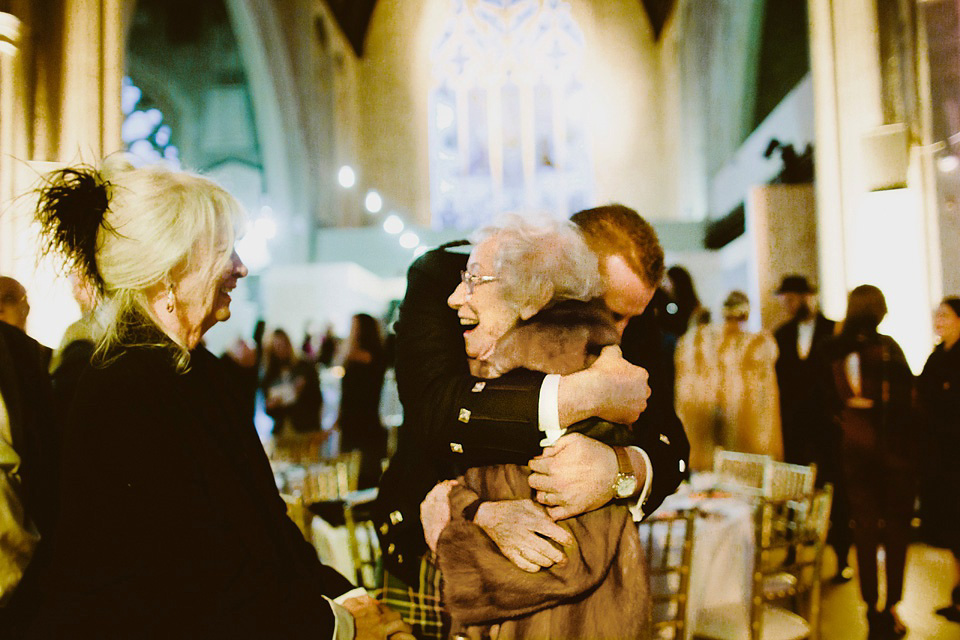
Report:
774,313,836,465
33,339,352,637
0,323,57,630
918,341,960,552
374,245,690,585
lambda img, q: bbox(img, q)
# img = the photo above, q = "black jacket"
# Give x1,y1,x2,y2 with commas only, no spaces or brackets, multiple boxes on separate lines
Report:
774,312,836,464
374,246,690,584
0,323,57,631
32,340,352,637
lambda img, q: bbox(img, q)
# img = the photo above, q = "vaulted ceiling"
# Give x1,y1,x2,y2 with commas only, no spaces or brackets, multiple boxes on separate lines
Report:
325,0,677,57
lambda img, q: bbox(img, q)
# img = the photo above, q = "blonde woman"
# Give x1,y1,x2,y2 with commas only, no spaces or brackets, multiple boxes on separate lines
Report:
28,161,410,639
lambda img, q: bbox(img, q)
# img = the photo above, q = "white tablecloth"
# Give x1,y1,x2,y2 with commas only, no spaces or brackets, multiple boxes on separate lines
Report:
650,479,756,640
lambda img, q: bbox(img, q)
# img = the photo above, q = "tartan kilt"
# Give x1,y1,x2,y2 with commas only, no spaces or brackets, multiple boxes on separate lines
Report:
376,554,450,640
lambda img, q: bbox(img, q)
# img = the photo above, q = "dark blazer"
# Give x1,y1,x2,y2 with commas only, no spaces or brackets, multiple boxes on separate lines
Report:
774,312,835,464
0,323,57,630
33,340,352,637
374,245,690,585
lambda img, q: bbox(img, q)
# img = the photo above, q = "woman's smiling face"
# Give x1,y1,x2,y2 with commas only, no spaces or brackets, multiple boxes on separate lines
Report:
446,236,521,361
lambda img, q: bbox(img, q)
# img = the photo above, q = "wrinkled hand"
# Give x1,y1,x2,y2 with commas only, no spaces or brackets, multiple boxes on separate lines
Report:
420,479,458,553
474,499,574,573
342,595,414,640
528,433,617,520
581,345,650,425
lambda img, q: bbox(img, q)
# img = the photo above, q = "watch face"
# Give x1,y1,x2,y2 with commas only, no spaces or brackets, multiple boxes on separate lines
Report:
616,474,637,498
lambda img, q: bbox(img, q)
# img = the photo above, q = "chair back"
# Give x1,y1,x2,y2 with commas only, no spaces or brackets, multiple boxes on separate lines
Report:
749,484,834,640
713,450,817,501
767,460,817,500
713,449,772,496
271,431,328,466
638,508,697,639
281,492,313,541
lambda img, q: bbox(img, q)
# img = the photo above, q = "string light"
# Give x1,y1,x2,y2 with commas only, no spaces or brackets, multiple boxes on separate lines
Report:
365,190,383,213
338,165,356,188
399,231,420,249
383,214,404,234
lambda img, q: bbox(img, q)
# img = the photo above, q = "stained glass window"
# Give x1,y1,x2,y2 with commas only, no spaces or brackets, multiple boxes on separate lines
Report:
429,0,593,229
121,76,181,168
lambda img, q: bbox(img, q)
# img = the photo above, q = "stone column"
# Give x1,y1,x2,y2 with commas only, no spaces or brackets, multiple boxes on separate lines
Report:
808,0,937,369
58,0,124,161
0,12,22,274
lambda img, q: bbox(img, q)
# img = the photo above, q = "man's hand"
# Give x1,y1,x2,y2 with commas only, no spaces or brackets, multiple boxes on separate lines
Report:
474,499,574,573
420,479,458,553
528,433,618,520
342,595,414,640
557,345,650,427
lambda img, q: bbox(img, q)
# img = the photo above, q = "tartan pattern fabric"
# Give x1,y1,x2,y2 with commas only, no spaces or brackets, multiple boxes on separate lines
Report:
376,555,449,640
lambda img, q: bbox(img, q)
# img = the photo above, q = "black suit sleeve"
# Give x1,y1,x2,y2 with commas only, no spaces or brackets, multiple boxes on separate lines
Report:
393,248,544,466
619,314,690,515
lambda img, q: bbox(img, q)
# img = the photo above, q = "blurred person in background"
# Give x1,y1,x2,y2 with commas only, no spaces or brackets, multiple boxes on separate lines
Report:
773,275,837,465
337,313,388,489
675,290,782,470
262,328,323,435
773,275,852,582
28,160,410,638
0,321,56,632
918,297,960,623
0,277,51,371
661,265,709,338
815,285,915,639
49,273,102,422
0,276,30,333
317,323,340,369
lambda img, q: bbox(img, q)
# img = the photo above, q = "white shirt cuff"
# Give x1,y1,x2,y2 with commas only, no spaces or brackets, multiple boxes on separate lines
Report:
330,588,368,639
327,597,355,640
627,446,653,522
537,374,566,447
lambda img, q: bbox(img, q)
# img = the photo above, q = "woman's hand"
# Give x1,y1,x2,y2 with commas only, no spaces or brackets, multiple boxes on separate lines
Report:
420,479,458,553
474,499,573,572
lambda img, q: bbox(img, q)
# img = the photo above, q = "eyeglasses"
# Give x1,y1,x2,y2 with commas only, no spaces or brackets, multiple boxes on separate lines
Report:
460,270,498,294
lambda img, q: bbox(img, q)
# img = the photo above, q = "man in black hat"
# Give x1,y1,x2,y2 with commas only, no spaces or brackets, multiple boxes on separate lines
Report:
773,275,852,581
773,275,834,464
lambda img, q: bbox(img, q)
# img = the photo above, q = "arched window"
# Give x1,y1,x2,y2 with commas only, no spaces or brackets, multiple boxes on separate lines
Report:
429,0,593,229
121,76,180,168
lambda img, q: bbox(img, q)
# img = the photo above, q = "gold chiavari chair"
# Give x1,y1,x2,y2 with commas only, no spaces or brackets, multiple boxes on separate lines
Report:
638,508,697,639
748,485,833,640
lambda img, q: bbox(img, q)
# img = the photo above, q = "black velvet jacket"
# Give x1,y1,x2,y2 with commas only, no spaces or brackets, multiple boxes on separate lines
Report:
374,245,690,585
32,335,353,637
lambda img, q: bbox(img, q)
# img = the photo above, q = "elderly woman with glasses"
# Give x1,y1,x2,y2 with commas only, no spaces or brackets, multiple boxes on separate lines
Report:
25,160,411,639
419,215,649,639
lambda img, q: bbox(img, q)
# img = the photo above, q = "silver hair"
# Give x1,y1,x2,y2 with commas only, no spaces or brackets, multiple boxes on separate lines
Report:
471,214,602,312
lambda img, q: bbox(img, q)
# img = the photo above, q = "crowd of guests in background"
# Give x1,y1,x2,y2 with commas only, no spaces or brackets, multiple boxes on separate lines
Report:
1,158,959,638
653,268,960,638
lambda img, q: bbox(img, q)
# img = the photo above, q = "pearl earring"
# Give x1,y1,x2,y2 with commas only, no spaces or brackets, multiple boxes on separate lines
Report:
165,289,175,313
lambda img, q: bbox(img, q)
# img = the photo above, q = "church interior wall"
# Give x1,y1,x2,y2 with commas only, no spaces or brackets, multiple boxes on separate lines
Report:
353,0,673,226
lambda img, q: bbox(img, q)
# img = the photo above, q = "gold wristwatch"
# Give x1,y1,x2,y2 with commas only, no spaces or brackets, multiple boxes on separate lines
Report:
612,446,638,499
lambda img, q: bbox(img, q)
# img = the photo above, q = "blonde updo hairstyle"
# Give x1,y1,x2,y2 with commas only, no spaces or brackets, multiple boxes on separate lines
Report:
37,157,245,370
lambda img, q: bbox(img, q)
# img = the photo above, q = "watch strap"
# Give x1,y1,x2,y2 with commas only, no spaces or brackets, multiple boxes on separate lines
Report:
613,445,634,476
